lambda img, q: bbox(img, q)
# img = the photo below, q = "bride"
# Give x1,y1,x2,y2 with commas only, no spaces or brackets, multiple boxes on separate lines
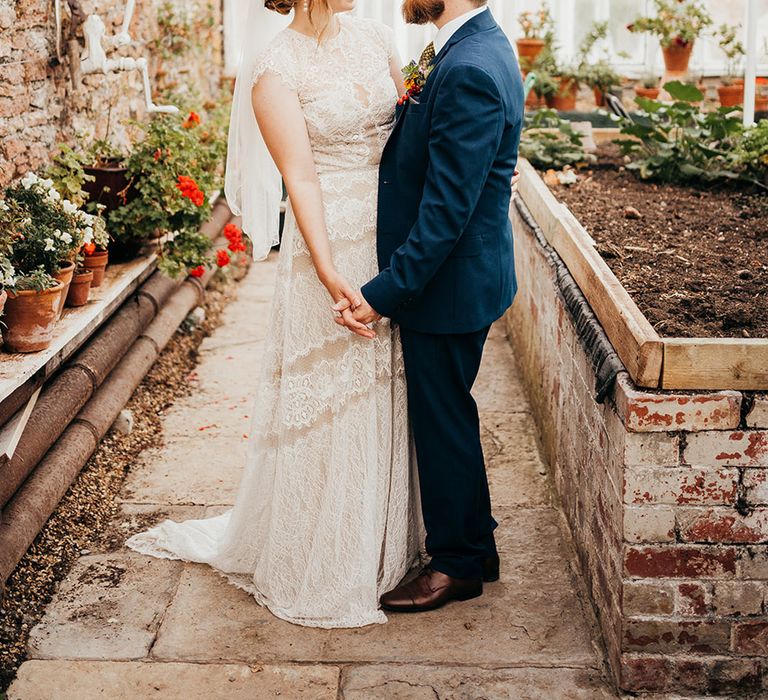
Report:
127,0,425,628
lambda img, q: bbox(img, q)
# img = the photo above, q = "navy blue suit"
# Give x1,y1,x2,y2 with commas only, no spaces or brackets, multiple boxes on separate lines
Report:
362,10,525,581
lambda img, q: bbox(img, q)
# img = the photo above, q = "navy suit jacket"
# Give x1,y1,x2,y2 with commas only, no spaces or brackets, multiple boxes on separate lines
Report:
362,10,524,335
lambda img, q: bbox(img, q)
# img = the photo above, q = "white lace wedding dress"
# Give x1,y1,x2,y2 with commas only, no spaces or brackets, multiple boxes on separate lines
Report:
127,15,424,628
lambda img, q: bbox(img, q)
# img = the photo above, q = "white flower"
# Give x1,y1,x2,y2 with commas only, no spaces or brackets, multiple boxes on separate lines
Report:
21,173,39,189
83,226,94,243
53,228,62,239
60,232,73,245
44,238,55,251
46,188,61,202
62,200,78,215
41,177,54,189
0,200,8,211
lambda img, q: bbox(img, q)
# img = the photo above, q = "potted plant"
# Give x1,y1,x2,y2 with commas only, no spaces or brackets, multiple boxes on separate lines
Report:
717,24,745,107
108,107,227,275
1,176,78,352
516,3,555,73
0,200,18,320
547,65,581,112
757,78,768,112
79,212,110,287
635,74,662,100
628,0,713,75
576,23,625,107
81,139,132,214
6,173,82,318
65,267,94,307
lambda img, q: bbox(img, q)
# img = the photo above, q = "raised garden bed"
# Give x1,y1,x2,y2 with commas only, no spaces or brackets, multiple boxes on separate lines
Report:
517,155,768,390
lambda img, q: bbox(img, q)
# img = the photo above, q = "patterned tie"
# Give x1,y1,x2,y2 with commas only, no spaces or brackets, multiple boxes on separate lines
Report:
419,41,436,68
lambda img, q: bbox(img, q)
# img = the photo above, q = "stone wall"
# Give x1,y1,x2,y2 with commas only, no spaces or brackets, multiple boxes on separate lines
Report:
0,0,222,187
505,198,768,696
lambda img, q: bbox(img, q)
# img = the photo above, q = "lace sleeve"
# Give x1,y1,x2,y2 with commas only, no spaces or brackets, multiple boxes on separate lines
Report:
367,20,397,63
252,35,301,91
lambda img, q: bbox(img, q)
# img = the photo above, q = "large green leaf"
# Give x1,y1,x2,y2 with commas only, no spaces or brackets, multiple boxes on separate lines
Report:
664,81,704,103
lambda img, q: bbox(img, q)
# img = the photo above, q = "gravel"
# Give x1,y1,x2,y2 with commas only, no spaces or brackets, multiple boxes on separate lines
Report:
0,272,238,692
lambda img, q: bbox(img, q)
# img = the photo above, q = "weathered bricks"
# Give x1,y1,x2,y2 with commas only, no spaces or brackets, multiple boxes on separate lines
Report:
506,197,768,695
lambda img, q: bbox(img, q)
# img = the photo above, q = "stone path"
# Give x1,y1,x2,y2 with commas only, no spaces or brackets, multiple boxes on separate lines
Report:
8,256,617,699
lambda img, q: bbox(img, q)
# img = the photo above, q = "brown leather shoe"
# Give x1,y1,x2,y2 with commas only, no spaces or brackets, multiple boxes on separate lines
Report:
380,569,482,613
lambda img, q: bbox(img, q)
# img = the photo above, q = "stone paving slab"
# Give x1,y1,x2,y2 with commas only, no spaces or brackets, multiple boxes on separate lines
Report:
120,434,248,506
340,664,615,699
27,553,182,661
8,660,340,699
150,508,599,669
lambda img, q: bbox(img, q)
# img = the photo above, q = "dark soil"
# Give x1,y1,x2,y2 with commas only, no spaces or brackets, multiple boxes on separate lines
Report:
553,149,768,339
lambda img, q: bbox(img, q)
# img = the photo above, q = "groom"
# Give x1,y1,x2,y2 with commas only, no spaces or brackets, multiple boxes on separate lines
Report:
338,0,524,611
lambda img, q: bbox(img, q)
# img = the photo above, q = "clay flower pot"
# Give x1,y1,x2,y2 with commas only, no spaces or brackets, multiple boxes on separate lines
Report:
546,78,579,111
662,41,693,74
3,281,65,353
53,260,76,319
65,268,94,307
83,161,135,214
756,94,768,113
635,85,661,100
83,249,109,287
718,83,744,108
516,38,546,71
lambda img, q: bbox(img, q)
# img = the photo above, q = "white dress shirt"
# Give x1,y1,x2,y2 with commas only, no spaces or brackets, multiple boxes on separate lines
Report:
433,5,489,55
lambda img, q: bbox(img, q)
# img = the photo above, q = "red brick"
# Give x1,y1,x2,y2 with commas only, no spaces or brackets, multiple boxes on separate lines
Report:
624,506,675,543
614,375,741,433
624,546,737,579
746,395,768,429
620,655,672,693
623,581,675,616
732,621,768,655
674,656,764,694
623,619,731,654
679,508,768,544
712,581,765,616
744,470,768,506
624,467,738,506
676,582,711,616
740,546,768,579
686,431,768,467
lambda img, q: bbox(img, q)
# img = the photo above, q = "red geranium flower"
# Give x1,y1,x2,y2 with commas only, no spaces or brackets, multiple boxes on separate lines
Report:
216,250,231,267
176,175,205,207
83,242,96,255
190,265,205,278
182,111,201,129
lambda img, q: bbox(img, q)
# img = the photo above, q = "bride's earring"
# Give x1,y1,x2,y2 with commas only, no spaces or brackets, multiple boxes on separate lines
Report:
303,0,309,12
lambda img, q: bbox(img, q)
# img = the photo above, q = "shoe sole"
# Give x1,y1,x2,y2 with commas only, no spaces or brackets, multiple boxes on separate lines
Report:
381,588,483,613
483,573,499,583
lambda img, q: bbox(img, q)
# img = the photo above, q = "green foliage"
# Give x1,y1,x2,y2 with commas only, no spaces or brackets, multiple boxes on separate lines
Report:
520,109,595,169
157,228,213,278
736,119,768,186
627,0,713,48
4,176,80,279
717,23,745,79
86,139,126,167
617,81,747,185
577,22,623,94
43,145,94,207
517,2,555,41
152,0,216,60
12,266,58,292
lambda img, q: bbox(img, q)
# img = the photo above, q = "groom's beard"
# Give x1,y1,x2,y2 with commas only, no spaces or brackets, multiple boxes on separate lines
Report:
402,0,445,24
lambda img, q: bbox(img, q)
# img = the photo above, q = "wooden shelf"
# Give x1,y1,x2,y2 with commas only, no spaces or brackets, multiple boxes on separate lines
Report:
0,254,158,404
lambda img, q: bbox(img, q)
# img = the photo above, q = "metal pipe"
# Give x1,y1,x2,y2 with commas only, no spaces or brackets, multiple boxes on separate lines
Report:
744,0,758,126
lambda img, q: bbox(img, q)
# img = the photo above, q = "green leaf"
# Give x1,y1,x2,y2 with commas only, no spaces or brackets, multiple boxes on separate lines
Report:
664,81,704,103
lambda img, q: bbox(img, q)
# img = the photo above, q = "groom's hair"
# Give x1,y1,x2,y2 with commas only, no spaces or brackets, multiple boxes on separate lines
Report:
402,0,487,25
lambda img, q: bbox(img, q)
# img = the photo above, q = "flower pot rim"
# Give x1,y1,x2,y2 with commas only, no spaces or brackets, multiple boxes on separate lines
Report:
73,268,95,279
517,37,547,44
84,249,109,259
8,280,65,298
57,259,76,272
84,161,127,172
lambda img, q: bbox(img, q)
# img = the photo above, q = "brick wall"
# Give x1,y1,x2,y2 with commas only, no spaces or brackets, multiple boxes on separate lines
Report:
505,199,768,695
0,0,222,187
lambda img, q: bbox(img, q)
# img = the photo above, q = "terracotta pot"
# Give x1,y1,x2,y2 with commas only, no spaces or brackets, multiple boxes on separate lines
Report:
3,281,65,353
594,88,607,107
65,268,94,307
635,85,661,100
718,83,744,108
83,249,109,287
53,260,76,319
756,94,768,113
546,78,578,111
83,162,135,214
525,91,546,109
516,38,546,70
662,41,693,74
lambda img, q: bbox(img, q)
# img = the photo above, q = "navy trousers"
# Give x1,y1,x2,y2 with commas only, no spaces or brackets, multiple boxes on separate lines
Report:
400,325,497,581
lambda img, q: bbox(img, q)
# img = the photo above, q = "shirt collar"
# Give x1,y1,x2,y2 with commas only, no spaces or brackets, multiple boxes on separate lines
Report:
433,6,488,55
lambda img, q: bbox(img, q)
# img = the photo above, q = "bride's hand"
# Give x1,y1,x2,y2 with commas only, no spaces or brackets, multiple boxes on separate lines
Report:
320,270,376,340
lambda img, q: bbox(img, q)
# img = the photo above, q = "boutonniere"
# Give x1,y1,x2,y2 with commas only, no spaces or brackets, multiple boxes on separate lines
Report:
398,60,434,106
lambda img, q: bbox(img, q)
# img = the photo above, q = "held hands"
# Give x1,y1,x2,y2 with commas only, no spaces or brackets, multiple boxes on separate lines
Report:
332,294,381,339
511,168,521,195
321,270,377,340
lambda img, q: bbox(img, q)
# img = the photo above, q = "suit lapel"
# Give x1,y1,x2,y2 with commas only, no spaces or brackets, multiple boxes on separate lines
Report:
431,9,498,69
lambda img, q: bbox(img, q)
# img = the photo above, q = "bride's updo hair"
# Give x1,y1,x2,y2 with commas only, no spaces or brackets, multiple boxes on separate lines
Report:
264,0,295,14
